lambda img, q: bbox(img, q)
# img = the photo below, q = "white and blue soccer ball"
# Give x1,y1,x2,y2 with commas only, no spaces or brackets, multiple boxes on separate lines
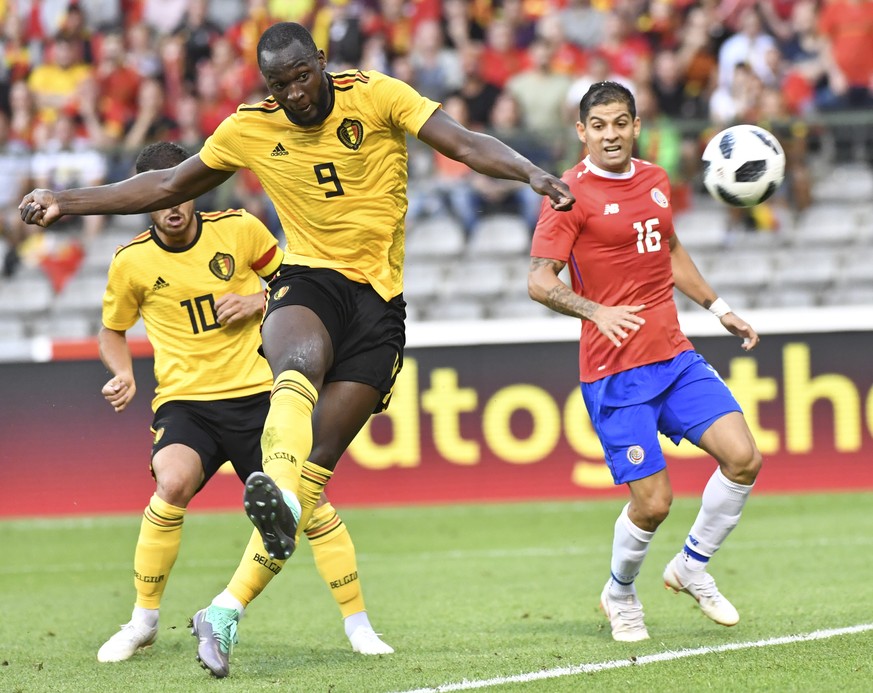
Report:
702,124,786,207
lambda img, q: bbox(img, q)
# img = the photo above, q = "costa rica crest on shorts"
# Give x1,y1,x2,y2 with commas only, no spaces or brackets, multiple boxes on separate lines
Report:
626,445,645,464
209,252,234,281
337,117,364,150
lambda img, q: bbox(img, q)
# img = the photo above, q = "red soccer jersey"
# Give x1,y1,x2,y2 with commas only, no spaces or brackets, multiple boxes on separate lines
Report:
532,156,693,382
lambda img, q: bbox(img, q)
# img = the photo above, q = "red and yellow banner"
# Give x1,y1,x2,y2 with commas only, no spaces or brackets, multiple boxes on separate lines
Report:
1,331,871,517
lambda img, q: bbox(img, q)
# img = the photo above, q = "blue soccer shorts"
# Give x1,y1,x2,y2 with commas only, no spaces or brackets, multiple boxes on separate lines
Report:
580,350,741,485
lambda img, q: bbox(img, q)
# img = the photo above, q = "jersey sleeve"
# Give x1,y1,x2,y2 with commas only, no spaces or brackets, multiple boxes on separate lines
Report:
243,211,283,278
102,254,141,331
370,71,441,137
199,112,246,172
531,177,583,262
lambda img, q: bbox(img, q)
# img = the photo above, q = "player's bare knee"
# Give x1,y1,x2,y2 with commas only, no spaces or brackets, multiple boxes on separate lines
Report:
154,472,199,507
630,495,671,530
722,445,763,486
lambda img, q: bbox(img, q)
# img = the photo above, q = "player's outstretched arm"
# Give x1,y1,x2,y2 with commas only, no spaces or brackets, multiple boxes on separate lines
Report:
669,234,759,351
417,109,574,211
98,326,137,413
529,257,645,348
19,156,233,228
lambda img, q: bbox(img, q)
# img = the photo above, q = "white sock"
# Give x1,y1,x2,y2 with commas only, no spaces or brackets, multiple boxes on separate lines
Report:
344,611,373,637
609,503,655,598
684,468,754,568
131,606,158,628
211,589,245,616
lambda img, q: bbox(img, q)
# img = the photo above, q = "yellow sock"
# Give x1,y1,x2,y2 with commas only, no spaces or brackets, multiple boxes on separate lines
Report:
307,502,365,618
295,460,333,545
261,370,318,500
133,494,186,609
226,528,286,607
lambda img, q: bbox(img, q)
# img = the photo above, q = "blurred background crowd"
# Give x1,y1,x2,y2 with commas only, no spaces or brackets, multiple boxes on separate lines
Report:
0,0,872,329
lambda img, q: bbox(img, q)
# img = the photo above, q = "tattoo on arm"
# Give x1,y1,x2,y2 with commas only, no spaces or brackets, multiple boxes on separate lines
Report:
530,257,599,320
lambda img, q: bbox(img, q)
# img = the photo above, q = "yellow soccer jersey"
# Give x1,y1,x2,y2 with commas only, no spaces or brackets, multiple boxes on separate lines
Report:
102,209,283,411
199,70,441,302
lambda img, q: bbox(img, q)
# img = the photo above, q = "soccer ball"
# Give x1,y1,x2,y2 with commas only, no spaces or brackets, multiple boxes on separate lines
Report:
701,124,786,207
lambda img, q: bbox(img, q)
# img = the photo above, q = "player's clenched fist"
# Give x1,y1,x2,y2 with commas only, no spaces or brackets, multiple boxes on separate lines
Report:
102,375,136,413
19,189,61,228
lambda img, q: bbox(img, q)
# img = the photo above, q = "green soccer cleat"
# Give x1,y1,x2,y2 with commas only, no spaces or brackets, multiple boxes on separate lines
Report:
190,606,239,678
243,471,299,560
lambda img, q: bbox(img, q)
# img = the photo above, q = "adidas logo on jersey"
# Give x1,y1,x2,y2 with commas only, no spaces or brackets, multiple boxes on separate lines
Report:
270,142,289,157
152,276,169,291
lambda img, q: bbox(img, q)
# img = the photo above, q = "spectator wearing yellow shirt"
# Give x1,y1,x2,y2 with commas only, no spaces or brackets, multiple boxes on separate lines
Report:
26,37,92,122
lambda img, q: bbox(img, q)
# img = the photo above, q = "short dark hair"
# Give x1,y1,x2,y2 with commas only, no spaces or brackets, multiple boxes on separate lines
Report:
135,142,190,174
257,22,317,67
579,81,636,123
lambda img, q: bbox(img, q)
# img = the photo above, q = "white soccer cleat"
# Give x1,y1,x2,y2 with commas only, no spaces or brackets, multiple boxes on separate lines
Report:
663,553,740,626
97,620,158,662
348,626,394,655
599,582,650,642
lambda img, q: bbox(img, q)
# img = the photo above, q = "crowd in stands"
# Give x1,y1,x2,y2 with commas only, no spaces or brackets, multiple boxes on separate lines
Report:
1,0,872,285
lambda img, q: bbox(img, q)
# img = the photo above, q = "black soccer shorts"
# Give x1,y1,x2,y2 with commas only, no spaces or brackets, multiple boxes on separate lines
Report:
150,392,269,486
263,264,406,413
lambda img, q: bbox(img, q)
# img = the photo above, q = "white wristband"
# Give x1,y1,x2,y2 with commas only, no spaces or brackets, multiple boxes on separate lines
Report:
708,297,732,318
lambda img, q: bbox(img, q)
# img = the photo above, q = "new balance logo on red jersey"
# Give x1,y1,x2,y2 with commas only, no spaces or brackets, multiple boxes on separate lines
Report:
152,277,169,291
603,203,620,215
270,142,289,157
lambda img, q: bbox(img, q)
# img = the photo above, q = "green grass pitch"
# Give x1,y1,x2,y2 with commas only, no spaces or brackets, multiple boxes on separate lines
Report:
2,493,872,692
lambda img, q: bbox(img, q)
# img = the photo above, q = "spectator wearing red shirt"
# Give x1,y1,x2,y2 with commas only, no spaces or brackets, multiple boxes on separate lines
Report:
480,16,527,88
93,31,142,140
817,0,873,110
597,11,652,80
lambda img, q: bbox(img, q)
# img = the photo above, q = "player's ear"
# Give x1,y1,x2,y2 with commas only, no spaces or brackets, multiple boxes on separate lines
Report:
576,121,587,144
633,116,641,139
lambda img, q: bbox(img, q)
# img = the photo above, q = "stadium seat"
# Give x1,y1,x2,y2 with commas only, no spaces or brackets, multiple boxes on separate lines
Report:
466,214,531,257
405,215,466,261
0,316,25,340
813,164,873,202
0,275,53,316
790,204,858,246
490,296,555,319
767,287,819,308
836,250,873,288
443,257,514,302
53,275,108,313
32,314,95,340
403,261,446,319
705,252,774,291
674,207,729,250
81,229,137,272
426,298,487,321
771,249,838,291
827,284,873,306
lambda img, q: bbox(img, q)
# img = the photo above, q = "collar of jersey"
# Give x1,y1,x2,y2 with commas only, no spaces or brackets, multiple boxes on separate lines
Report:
150,212,203,253
583,155,636,180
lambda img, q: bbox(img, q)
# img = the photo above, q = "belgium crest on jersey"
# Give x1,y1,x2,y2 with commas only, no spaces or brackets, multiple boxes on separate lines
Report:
337,118,364,150
209,252,235,281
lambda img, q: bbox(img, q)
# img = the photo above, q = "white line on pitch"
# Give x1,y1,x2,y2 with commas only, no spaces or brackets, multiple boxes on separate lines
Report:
395,624,873,693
